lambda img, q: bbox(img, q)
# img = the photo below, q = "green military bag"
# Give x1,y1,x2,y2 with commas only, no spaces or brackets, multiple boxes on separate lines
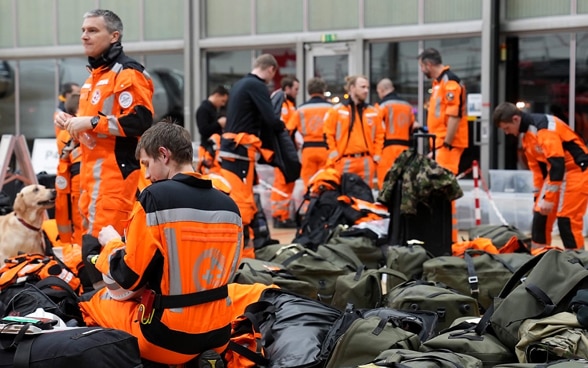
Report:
327,225,386,269
422,250,532,310
386,280,480,332
324,315,422,368
359,349,483,368
331,267,408,310
421,317,517,368
494,361,588,367
479,250,588,350
386,243,434,280
516,312,588,363
468,224,531,248
232,258,318,299
259,243,363,303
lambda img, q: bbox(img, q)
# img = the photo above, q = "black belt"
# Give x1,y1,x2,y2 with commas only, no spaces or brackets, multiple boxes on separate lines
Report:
384,139,410,147
302,141,327,149
153,284,228,309
342,152,369,158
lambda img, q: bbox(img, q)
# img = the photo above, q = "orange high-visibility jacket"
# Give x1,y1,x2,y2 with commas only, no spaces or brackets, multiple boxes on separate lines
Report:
427,66,469,148
323,99,384,163
95,172,242,356
54,129,82,244
286,96,331,148
77,50,154,236
379,92,415,149
519,113,588,204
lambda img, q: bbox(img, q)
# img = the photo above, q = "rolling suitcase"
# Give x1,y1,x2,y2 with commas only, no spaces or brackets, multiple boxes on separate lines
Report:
386,133,453,257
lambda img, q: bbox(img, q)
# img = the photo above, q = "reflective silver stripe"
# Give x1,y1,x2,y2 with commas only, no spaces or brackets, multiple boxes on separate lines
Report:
546,115,556,131
335,120,342,141
111,62,123,74
342,158,352,173
386,106,395,134
143,69,152,80
435,97,441,118
102,95,115,115
546,184,560,192
518,133,524,149
362,157,370,181
329,150,339,159
56,224,72,233
299,112,307,135
371,122,377,140
218,151,250,161
146,208,241,227
527,125,538,134
164,227,183,312
380,100,412,109
227,228,243,280
86,158,104,235
557,176,567,213
106,115,120,135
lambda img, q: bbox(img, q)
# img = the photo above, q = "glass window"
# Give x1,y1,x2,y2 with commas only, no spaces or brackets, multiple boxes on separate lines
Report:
309,0,358,31
516,34,570,118
365,0,417,27
424,0,481,23
57,0,96,45
259,48,297,93
145,54,185,125
579,0,588,14
369,41,419,106
0,60,16,135
144,0,184,40
17,0,53,47
207,50,253,91
0,0,14,48
97,0,141,42
19,59,58,139
575,32,588,142
205,0,251,37
505,0,569,19
256,0,303,34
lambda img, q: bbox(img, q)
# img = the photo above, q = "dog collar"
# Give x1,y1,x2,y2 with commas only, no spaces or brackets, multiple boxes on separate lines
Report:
15,214,41,232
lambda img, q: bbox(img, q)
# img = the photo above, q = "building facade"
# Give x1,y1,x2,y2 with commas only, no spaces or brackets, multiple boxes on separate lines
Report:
1,0,588,177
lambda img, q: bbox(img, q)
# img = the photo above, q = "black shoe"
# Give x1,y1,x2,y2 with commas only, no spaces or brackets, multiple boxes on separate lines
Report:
196,350,224,368
273,217,297,229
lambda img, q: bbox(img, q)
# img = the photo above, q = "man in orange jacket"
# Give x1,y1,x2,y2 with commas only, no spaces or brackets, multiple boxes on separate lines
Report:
80,121,242,365
375,77,419,190
419,48,469,242
494,102,588,249
55,9,154,291
287,77,331,188
323,75,384,187
270,75,299,228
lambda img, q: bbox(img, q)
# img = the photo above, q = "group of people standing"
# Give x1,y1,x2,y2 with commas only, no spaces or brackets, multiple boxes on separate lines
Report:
45,6,588,366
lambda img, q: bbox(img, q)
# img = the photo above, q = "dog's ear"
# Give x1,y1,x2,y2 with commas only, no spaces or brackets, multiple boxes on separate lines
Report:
13,192,25,215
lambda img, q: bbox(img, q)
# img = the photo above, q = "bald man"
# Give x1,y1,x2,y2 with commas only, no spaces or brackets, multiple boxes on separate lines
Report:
375,78,418,189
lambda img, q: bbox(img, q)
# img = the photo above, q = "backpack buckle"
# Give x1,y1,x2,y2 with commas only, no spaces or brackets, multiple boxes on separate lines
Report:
468,276,479,294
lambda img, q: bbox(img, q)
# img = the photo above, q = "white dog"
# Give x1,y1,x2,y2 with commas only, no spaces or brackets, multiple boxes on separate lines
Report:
0,184,56,264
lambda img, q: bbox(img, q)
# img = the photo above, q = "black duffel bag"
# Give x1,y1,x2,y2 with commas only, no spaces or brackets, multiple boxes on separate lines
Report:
0,326,142,367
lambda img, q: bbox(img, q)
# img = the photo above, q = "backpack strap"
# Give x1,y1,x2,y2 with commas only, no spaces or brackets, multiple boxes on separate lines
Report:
12,332,34,368
226,340,270,367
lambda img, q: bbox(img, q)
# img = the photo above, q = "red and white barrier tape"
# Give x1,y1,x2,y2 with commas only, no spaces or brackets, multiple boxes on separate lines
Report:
472,160,482,226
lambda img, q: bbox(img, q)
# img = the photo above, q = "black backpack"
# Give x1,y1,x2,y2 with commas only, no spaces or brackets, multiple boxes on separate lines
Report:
293,173,374,248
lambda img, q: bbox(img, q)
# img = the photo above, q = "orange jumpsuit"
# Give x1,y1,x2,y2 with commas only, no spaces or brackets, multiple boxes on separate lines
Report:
376,92,415,190
323,99,384,187
286,96,331,188
80,173,242,364
54,130,83,246
426,66,469,241
77,48,154,239
270,97,297,222
519,113,588,249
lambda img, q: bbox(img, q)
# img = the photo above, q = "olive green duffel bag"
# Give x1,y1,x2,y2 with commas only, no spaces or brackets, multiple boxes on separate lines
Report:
358,348,483,368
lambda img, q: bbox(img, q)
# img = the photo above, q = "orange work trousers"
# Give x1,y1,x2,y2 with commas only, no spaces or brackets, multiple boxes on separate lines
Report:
270,168,295,221
533,170,588,249
434,145,464,243
300,146,328,188
333,155,376,188
80,288,225,365
377,144,409,190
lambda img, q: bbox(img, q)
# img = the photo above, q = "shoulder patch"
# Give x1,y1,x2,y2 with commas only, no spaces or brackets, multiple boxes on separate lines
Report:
446,91,455,101
118,91,133,109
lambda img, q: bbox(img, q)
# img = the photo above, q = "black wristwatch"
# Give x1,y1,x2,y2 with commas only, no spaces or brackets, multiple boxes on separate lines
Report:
90,115,100,129
443,141,453,150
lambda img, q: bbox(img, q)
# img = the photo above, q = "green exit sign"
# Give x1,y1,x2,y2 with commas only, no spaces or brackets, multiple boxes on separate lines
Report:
321,33,337,43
